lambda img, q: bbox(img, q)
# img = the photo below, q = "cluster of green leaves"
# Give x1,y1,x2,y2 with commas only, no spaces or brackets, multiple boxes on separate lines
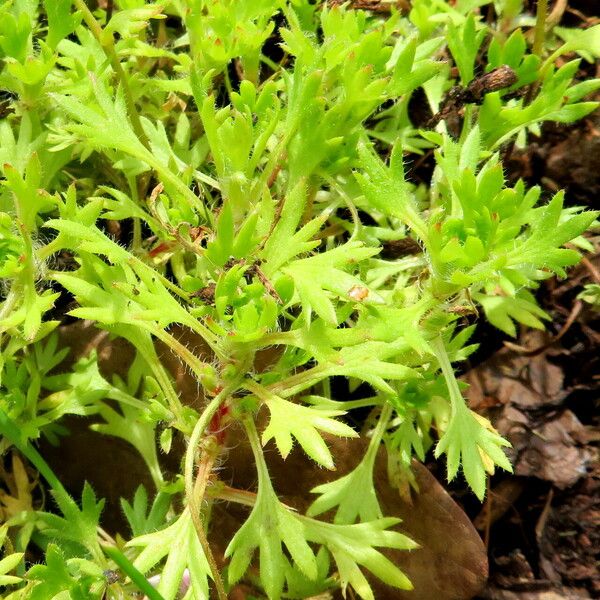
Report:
1,0,599,598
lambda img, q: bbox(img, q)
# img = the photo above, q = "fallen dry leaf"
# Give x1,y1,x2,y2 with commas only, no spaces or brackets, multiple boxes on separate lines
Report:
43,321,488,598
481,587,591,600
515,410,591,489
465,332,566,411
213,433,487,600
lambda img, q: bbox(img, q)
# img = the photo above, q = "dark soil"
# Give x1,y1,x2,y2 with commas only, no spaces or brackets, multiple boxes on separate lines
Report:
466,95,600,600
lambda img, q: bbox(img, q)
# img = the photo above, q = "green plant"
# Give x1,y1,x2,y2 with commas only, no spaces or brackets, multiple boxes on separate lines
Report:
0,1,598,598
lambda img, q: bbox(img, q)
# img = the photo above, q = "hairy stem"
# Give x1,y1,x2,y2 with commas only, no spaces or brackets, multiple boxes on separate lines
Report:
148,325,223,379
243,415,272,490
364,401,394,466
184,384,238,505
184,381,243,599
188,447,228,600
262,363,331,397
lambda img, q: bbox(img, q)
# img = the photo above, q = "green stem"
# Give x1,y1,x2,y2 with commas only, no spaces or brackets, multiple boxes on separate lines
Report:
148,324,224,376
243,415,272,491
539,38,573,80
242,378,270,400
430,336,464,418
169,251,188,285
128,176,143,252
37,238,63,262
324,175,361,242
131,336,185,424
260,53,282,73
524,0,550,108
251,125,298,198
0,286,18,333
532,0,549,58
187,450,228,600
103,545,165,600
209,484,257,507
342,397,384,411
16,221,41,341
223,67,234,97
183,379,245,599
257,330,299,347
260,363,331,397
0,408,64,492
363,401,393,467
398,201,429,247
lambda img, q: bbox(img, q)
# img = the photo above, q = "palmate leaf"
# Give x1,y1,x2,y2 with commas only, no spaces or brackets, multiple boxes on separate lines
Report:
279,326,419,395
26,544,105,600
20,350,116,439
303,517,417,600
225,487,318,600
51,253,194,333
555,23,600,58
0,410,103,560
50,270,131,328
44,219,131,265
280,302,431,368
386,35,441,97
507,191,598,277
120,485,171,538
91,400,163,487
353,301,434,355
225,479,415,600
227,409,415,600
387,413,426,466
49,80,150,162
446,14,487,84
253,384,358,469
308,401,393,526
327,341,418,394
36,483,105,556
260,180,379,305
1,157,61,341
127,509,210,600
474,290,549,337
432,337,512,500
49,79,202,211
480,59,600,147
104,4,164,38
434,404,512,500
282,242,381,324
307,455,382,524
260,181,324,273
97,186,163,232
355,141,427,242
0,290,60,342
43,0,80,49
